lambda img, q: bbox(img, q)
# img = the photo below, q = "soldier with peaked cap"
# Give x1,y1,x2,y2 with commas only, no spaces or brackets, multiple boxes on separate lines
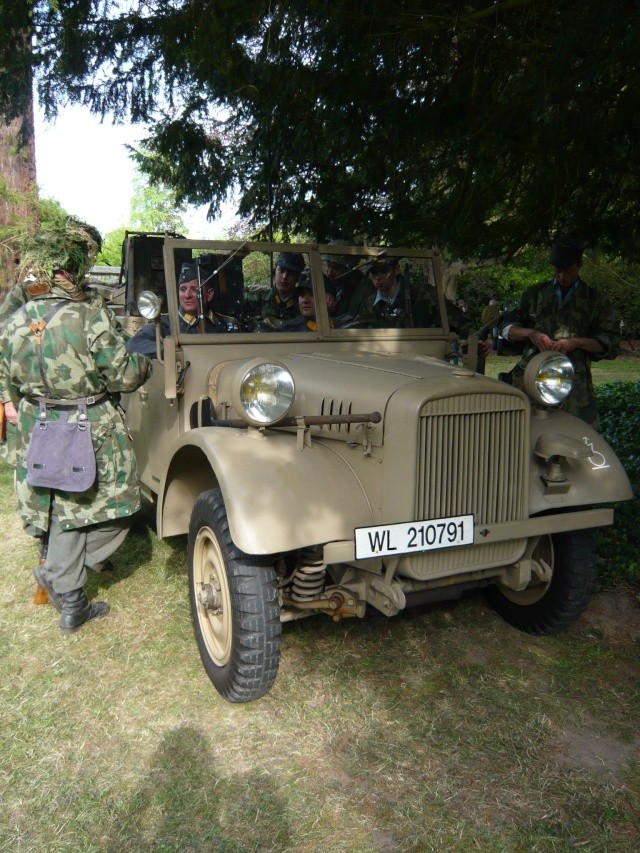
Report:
0,220,152,633
499,237,620,425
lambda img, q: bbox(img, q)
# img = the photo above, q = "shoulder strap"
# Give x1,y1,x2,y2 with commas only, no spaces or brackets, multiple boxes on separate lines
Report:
21,301,69,397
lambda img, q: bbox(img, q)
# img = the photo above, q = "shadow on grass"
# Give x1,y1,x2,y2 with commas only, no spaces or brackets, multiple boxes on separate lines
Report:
100,725,291,852
162,533,189,579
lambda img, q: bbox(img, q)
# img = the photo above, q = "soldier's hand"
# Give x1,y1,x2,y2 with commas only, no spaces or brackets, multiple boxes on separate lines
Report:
530,331,558,352
4,401,18,425
553,338,577,354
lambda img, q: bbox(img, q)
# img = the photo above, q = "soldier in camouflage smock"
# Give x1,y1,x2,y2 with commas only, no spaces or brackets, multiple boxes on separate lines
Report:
0,222,152,633
0,219,127,466
243,252,306,326
498,238,620,426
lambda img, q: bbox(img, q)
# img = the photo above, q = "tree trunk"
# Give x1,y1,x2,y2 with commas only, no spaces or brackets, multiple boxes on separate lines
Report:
0,17,38,296
0,110,38,291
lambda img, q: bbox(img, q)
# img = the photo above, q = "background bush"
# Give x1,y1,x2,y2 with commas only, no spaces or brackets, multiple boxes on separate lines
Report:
593,381,640,585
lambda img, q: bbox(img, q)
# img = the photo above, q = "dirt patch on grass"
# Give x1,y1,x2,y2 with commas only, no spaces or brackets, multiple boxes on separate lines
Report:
557,723,640,773
579,588,640,644
553,589,640,781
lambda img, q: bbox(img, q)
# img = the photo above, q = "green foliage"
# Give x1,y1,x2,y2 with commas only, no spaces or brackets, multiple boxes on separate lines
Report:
596,382,640,484
581,255,640,339
456,247,549,324
97,227,127,267
3,2,638,259
38,196,71,229
594,381,640,585
129,173,187,234
16,216,101,283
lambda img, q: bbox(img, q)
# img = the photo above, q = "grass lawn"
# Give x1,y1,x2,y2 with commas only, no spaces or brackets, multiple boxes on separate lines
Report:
484,352,640,383
1,364,639,851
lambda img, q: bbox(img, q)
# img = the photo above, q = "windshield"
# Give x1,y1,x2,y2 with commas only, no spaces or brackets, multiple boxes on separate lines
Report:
151,242,454,338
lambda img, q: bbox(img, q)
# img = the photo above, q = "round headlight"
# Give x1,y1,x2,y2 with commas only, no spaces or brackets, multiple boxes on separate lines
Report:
234,361,295,426
137,290,162,320
524,352,574,406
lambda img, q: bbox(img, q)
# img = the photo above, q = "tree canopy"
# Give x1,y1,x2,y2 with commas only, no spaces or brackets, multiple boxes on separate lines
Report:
129,172,187,233
2,1,639,259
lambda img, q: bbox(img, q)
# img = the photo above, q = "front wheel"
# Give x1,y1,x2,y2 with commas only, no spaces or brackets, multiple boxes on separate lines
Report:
188,488,281,702
488,530,596,635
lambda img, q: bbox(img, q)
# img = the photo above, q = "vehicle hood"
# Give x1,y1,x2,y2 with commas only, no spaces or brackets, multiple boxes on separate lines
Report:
215,350,523,447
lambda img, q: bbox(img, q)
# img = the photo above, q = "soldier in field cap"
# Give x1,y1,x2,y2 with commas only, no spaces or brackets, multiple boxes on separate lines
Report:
499,237,621,426
264,252,306,321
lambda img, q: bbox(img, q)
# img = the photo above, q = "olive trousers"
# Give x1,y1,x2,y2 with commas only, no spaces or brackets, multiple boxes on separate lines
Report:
42,498,130,594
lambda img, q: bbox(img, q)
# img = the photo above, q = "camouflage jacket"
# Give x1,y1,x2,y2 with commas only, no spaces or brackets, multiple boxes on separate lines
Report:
498,278,620,424
0,288,152,532
244,286,299,322
332,271,372,318
0,280,128,335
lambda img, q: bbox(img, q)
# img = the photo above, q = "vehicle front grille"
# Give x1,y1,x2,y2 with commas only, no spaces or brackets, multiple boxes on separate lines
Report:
417,393,528,526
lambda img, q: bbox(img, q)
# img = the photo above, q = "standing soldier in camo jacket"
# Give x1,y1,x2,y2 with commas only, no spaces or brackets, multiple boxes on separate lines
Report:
498,238,620,427
0,221,152,633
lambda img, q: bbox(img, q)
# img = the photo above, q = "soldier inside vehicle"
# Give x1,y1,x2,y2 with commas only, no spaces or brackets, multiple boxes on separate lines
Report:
126,260,234,357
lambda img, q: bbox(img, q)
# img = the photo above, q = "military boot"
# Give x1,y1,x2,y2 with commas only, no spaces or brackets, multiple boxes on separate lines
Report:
59,589,110,634
32,566,64,613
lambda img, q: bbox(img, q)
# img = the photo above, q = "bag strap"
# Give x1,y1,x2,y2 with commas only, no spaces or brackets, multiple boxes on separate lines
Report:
21,301,69,397
36,400,68,425
37,399,88,426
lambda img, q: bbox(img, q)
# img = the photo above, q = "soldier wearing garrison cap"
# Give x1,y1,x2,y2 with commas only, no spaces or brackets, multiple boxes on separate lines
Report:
126,259,233,358
281,275,339,332
321,239,370,318
499,237,621,426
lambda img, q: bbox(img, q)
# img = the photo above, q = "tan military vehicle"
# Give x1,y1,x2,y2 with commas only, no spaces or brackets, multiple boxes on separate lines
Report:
117,238,633,703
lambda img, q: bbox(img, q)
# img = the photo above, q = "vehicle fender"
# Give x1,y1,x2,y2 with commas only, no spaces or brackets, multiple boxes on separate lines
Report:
157,427,375,555
529,412,633,513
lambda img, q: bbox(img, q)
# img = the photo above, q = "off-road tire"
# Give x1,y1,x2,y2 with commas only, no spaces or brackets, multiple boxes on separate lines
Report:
188,488,281,702
488,530,596,635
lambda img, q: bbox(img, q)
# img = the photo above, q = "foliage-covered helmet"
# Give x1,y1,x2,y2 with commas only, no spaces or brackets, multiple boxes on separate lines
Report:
321,239,355,269
18,218,102,292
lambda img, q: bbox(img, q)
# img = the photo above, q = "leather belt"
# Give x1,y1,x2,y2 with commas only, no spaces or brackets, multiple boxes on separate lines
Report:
25,392,109,410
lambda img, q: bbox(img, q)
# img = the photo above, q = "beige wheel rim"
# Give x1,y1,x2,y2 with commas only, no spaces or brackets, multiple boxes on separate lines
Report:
193,526,233,666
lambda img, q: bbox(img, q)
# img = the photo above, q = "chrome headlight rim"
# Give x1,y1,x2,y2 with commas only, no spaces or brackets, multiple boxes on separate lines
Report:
231,359,295,427
136,290,163,320
523,351,574,407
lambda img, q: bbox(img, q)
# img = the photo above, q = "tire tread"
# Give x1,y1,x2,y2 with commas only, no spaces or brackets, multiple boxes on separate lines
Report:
188,489,281,702
489,530,597,636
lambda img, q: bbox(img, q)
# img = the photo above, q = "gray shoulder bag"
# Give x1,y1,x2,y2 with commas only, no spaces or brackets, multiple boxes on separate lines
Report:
20,301,97,492
26,401,96,492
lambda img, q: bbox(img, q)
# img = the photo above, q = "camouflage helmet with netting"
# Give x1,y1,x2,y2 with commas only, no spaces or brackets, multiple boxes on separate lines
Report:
321,238,355,269
18,217,102,287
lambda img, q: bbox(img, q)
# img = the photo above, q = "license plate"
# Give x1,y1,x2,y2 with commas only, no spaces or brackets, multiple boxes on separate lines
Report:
354,514,474,559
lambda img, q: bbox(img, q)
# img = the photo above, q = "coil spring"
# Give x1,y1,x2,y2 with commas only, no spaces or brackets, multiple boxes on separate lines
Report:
291,550,326,602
